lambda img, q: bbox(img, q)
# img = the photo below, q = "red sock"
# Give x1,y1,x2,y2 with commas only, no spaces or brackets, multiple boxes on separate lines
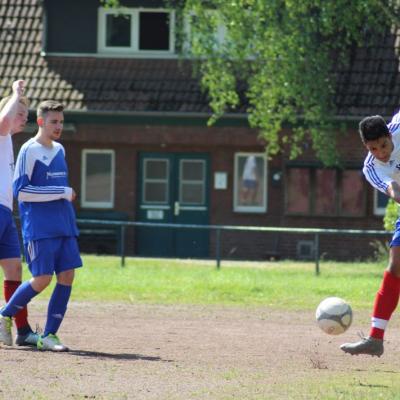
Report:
370,271,400,340
3,280,30,331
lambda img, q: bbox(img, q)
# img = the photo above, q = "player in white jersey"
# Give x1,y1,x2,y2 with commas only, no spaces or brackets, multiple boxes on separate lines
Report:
0,100,82,351
341,111,400,357
0,80,38,347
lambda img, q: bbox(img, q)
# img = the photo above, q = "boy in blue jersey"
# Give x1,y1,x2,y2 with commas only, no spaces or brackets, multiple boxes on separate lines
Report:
0,100,82,351
0,80,38,347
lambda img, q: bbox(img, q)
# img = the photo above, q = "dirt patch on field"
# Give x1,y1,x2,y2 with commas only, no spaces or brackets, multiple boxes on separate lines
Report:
1,302,400,399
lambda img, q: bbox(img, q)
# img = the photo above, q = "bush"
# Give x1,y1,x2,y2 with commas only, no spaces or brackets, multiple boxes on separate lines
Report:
369,198,398,263
384,198,399,232
369,239,389,264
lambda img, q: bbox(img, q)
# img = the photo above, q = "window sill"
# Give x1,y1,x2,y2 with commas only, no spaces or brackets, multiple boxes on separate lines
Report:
42,51,180,60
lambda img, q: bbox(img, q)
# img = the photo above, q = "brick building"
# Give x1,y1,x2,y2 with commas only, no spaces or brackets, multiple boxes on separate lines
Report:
1,0,399,260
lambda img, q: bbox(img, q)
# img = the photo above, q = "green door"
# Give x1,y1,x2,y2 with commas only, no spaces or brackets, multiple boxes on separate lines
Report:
136,152,209,258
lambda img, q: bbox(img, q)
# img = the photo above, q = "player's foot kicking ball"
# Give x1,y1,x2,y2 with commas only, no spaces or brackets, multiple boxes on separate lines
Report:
0,315,13,346
37,333,69,352
340,336,383,357
15,331,39,346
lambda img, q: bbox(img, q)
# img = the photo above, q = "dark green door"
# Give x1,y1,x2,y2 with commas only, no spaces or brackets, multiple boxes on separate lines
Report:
136,153,209,258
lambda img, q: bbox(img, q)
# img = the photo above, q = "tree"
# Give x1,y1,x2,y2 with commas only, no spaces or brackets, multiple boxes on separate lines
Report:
180,0,394,165
102,0,391,165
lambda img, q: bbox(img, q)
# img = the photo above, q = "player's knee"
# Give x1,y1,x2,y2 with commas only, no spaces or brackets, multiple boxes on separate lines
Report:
57,269,75,286
30,275,52,292
387,263,400,278
0,258,22,281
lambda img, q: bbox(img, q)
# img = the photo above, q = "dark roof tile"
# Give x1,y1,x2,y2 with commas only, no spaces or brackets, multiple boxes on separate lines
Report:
1,0,400,117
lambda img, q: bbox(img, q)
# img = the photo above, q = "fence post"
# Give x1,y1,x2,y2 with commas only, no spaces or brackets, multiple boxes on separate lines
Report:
120,225,126,267
314,233,320,276
216,228,221,269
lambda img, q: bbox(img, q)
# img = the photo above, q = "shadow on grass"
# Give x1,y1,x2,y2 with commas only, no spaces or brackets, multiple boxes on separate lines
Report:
68,349,174,362
356,382,390,388
9,346,173,362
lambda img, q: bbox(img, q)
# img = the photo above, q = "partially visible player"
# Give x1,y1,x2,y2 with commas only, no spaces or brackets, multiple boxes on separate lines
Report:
0,100,82,351
341,111,400,357
240,155,259,205
0,80,38,346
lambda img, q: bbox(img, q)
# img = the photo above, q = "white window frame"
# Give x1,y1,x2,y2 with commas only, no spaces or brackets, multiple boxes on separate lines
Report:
81,149,115,209
142,158,170,205
179,159,206,205
98,7,176,56
234,152,267,213
374,189,389,216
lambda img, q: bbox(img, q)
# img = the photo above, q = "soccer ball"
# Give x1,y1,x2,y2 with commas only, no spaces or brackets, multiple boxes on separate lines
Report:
315,297,353,335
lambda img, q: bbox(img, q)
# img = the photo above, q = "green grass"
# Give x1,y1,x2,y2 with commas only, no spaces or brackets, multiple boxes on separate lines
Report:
27,255,385,309
20,255,398,399
270,372,400,400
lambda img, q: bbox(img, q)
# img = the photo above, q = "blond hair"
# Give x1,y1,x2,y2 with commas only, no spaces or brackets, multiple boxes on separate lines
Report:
0,95,29,112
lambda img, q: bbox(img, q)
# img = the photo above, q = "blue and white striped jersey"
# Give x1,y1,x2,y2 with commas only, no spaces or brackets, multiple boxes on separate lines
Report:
363,110,400,195
13,138,79,243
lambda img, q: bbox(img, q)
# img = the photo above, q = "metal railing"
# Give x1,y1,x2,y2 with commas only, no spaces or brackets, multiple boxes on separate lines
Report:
76,218,392,274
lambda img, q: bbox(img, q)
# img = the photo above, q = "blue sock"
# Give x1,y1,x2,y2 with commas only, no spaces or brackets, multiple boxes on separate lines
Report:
1,281,38,317
44,283,72,337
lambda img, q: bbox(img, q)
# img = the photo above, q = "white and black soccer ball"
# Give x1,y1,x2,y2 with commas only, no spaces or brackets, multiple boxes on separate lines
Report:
315,297,353,335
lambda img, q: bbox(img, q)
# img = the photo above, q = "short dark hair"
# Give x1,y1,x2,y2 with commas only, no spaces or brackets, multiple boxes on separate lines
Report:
359,115,389,143
37,100,64,118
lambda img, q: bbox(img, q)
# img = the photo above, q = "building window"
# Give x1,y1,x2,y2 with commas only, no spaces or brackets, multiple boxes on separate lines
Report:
143,159,169,204
234,153,267,213
315,169,336,215
285,167,366,217
286,168,310,214
179,159,206,205
374,189,389,216
340,170,365,216
81,150,115,208
98,7,175,55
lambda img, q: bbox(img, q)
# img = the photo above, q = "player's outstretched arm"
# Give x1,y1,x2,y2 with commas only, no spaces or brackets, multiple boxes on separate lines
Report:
0,80,25,136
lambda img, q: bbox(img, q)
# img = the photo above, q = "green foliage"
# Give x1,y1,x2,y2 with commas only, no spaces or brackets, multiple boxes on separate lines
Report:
368,197,398,263
369,239,389,264
177,0,390,165
384,197,398,231
100,0,121,8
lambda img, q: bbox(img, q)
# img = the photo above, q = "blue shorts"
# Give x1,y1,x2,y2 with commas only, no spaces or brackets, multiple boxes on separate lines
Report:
24,236,82,277
391,219,400,247
243,179,257,189
0,205,21,260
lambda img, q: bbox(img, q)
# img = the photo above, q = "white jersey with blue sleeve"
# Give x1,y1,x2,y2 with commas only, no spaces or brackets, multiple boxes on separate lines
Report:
363,110,400,195
13,138,79,242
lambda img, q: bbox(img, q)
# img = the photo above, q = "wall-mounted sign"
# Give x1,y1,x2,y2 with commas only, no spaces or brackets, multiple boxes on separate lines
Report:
147,210,164,220
214,172,228,190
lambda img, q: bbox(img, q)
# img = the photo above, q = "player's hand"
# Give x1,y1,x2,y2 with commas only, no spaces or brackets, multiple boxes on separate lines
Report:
12,80,25,97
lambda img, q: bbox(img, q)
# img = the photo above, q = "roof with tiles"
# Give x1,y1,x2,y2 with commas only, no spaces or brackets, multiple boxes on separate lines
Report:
0,0,400,118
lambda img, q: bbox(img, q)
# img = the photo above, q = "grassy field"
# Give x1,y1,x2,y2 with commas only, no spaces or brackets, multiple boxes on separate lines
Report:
20,255,399,400
29,254,385,310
